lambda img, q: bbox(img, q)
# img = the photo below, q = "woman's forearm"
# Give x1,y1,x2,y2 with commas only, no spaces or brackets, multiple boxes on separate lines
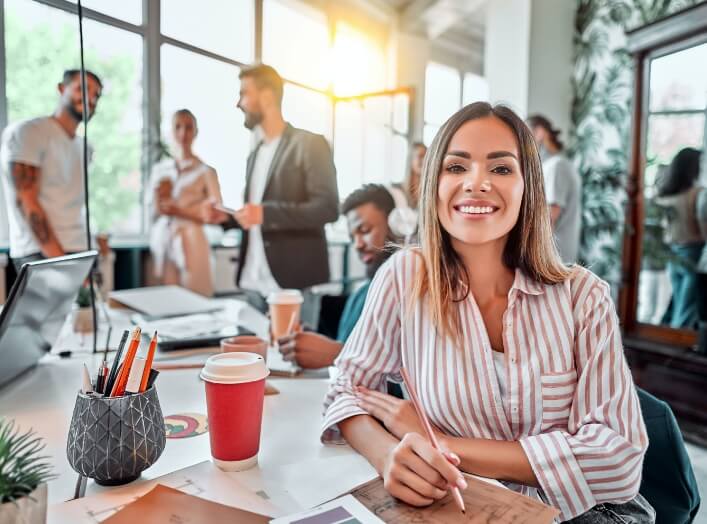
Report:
439,435,538,487
339,415,398,474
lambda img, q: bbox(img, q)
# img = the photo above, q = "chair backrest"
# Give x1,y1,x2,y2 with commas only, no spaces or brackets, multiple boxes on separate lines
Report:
637,387,701,523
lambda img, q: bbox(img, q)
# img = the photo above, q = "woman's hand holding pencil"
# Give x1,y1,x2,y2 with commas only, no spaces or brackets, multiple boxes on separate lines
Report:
375,368,467,512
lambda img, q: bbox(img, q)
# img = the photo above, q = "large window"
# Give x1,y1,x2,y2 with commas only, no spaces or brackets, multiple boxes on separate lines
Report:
0,0,411,245
160,45,249,209
161,0,253,63
423,62,488,146
4,0,143,234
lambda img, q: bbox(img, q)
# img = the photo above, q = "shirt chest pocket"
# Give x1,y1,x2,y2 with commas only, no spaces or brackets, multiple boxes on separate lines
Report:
540,369,577,431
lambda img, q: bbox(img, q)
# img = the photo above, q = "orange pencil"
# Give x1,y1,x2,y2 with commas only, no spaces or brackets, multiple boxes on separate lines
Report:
139,331,158,392
110,327,141,397
400,367,466,514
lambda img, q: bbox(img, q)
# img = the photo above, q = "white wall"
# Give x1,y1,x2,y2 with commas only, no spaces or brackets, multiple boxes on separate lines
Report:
527,0,575,135
484,0,532,115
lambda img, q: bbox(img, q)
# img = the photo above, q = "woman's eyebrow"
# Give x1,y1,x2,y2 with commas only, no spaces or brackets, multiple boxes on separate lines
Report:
487,150,518,160
445,150,471,159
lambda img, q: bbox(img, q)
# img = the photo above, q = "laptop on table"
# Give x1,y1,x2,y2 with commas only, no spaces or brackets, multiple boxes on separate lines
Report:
0,252,97,388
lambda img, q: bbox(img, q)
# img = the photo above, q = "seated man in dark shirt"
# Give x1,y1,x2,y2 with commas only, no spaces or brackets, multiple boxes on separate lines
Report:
277,184,397,368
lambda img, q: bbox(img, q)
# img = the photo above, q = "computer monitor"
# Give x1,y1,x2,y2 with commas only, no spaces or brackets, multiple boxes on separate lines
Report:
0,251,97,388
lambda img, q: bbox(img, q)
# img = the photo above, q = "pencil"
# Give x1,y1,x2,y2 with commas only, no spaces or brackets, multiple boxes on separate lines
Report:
110,327,141,397
139,331,158,392
104,330,129,394
400,367,466,514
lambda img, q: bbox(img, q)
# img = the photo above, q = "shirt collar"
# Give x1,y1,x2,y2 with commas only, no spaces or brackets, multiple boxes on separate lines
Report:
511,269,546,296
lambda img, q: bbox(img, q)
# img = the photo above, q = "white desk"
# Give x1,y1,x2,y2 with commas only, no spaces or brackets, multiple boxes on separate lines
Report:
0,340,369,521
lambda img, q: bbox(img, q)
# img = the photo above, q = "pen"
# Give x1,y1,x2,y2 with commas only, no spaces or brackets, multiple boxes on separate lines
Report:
104,330,129,394
400,367,466,514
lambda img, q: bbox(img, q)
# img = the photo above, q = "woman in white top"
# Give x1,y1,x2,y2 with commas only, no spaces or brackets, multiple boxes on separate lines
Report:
322,103,652,522
149,109,222,296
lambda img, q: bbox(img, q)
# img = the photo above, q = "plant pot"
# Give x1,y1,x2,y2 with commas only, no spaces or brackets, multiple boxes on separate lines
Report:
0,483,47,524
73,307,94,334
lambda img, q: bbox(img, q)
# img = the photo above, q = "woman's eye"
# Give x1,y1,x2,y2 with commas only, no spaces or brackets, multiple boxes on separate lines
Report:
445,163,466,173
491,165,512,175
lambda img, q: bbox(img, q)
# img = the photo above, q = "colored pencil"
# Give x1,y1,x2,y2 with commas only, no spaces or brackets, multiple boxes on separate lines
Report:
400,367,466,514
139,331,158,392
110,327,141,397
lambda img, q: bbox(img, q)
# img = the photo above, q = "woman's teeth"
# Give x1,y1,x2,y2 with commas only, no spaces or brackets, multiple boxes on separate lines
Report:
458,206,495,214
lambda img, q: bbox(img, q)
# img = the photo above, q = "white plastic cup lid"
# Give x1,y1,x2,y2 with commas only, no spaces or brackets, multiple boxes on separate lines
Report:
266,289,303,305
200,352,269,384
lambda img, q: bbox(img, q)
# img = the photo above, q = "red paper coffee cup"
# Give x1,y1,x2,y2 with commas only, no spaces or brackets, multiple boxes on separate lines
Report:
200,352,269,471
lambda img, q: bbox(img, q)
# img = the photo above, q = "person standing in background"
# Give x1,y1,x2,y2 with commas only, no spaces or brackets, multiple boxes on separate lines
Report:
149,109,221,296
0,69,102,270
528,114,581,263
203,64,338,309
655,147,704,329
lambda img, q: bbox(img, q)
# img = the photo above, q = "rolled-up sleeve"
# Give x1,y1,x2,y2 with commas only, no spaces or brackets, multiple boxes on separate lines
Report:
321,257,402,444
520,281,648,520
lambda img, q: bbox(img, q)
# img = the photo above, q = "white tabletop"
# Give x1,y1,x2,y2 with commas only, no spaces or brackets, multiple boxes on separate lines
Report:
0,307,373,522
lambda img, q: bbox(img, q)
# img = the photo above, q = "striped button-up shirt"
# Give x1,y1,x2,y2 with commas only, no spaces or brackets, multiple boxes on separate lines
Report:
322,250,647,521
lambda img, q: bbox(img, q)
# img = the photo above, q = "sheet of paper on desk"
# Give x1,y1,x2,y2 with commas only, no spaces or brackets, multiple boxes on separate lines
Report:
276,455,378,509
351,475,559,524
102,484,269,523
48,461,279,523
270,495,384,524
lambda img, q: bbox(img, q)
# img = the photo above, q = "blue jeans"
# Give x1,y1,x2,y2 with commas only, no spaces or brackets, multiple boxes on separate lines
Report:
563,494,655,523
667,243,704,329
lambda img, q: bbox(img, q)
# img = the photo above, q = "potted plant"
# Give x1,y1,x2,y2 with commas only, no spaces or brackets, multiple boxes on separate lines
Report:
73,286,93,334
0,419,54,524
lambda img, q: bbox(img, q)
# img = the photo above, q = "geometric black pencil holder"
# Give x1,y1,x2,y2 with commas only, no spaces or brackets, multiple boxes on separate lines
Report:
66,386,166,486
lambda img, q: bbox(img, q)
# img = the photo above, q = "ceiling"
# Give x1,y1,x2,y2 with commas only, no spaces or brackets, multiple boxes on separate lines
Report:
380,0,486,44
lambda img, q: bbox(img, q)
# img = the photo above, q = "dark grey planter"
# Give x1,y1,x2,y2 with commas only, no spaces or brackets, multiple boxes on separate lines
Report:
66,387,166,486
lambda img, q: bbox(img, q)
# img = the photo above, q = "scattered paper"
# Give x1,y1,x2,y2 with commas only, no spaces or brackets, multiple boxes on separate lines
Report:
48,461,279,524
270,495,384,524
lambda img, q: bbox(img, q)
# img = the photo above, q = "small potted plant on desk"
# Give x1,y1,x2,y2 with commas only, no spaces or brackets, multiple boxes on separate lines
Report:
0,419,54,524
73,286,93,334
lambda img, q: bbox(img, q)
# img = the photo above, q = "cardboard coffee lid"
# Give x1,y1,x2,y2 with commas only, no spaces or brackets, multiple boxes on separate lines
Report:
266,289,303,305
200,352,269,384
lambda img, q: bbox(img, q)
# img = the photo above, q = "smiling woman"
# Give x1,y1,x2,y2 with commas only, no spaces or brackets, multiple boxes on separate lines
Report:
322,103,654,522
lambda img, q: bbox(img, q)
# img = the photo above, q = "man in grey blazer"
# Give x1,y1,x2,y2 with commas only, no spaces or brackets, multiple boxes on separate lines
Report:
204,64,339,299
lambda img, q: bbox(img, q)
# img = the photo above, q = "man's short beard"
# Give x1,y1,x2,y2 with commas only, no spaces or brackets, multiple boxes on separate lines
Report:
66,104,84,123
243,111,263,130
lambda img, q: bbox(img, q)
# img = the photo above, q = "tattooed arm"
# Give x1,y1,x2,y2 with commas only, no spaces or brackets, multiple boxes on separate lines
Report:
10,162,64,257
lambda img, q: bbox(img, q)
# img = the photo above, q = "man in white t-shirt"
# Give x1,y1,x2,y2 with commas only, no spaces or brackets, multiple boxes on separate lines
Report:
528,114,582,263
0,69,103,270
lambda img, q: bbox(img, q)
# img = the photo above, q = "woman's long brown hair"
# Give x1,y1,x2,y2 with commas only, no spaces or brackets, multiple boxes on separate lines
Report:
411,102,572,343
